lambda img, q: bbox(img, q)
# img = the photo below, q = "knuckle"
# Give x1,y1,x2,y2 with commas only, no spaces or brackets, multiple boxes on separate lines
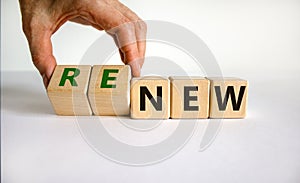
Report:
136,20,147,33
22,16,47,39
139,20,147,31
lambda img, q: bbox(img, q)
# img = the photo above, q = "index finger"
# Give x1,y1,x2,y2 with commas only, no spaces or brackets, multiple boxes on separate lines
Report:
106,20,143,76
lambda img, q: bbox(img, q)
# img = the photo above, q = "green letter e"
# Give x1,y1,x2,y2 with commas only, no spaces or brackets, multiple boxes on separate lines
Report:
100,69,119,88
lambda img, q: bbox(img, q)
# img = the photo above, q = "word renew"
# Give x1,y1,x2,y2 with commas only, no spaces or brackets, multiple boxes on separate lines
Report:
47,65,248,119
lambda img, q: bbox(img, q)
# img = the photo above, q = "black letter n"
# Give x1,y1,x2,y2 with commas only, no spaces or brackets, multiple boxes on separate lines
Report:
140,86,162,111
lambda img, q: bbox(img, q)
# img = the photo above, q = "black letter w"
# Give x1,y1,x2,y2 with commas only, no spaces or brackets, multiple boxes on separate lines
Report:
215,86,246,111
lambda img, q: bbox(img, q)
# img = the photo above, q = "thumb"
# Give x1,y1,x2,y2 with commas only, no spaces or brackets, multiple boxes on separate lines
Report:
27,30,57,88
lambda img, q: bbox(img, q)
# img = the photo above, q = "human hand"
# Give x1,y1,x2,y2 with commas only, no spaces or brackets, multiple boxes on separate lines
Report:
19,0,147,87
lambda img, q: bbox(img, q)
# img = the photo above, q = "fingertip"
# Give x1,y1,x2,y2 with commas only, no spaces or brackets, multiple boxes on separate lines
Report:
127,59,141,77
38,56,56,89
45,61,56,80
42,74,50,89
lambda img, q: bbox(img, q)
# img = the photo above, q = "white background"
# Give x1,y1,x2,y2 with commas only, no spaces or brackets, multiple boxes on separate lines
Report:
2,0,300,183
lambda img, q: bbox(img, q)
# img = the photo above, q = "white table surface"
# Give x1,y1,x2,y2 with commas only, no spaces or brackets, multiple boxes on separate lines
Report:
1,71,300,183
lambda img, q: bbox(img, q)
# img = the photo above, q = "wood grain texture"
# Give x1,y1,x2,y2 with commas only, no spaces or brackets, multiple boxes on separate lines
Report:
88,65,131,116
131,76,170,119
208,77,248,118
170,76,210,119
47,65,92,115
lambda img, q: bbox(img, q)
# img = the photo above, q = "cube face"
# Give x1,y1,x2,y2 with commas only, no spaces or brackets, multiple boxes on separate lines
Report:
170,76,210,119
88,65,131,116
47,65,92,115
208,77,248,118
130,77,170,119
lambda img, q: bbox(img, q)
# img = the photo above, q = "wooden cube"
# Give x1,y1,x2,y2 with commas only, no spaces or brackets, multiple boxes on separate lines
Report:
47,65,92,115
208,77,248,118
170,76,210,119
88,65,131,116
130,76,170,119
